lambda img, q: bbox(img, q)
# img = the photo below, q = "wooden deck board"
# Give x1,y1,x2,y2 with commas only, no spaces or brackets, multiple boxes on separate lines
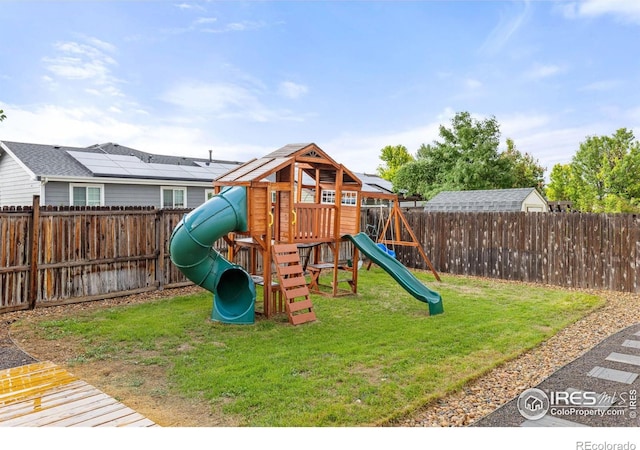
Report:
0,361,158,427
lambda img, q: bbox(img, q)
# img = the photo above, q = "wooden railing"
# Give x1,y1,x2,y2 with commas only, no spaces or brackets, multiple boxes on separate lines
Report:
292,204,335,242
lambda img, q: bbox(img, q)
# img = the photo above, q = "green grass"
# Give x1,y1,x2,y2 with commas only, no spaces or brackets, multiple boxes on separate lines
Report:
22,269,603,426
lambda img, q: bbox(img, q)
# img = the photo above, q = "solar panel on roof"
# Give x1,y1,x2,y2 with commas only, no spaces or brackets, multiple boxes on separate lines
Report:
67,150,217,181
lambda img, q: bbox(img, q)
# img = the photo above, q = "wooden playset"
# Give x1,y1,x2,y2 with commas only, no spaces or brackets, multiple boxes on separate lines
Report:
170,142,442,326
212,143,363,323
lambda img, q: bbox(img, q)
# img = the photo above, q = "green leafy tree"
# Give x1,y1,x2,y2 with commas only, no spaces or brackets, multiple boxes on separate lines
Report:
0,109,5,121
547,128,640,213
394,111,522,199
376,145,414,181
500,138,546,192
546,164,574,201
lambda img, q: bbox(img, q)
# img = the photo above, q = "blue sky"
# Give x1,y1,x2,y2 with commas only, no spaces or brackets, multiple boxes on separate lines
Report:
1,0,639,177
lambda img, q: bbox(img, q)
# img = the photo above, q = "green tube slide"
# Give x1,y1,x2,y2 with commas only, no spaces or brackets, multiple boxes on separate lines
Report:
169,186,256,324
343,232,444,316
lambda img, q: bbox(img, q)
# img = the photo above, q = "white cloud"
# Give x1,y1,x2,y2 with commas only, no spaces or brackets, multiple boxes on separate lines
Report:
499,113,624,172
278,81,309,99
320,109,620,178
0,105,140,145
194,17,217,25
321,116,446,174
194,20,271,34
526,63,564,80
579,79,621,91
576,0,640,24
42,38,123,97
465,78,483,90
161,80,302,122
175,3,205,12
479,1,531,55
0,102,266,163
162,82,254,113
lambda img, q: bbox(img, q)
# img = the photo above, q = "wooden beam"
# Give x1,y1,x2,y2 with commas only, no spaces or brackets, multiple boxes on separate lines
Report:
28,195,40,310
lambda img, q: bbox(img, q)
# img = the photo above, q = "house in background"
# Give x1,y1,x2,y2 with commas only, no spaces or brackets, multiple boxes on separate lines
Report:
423,187,548,213
0,140,243,208
0,140,398,209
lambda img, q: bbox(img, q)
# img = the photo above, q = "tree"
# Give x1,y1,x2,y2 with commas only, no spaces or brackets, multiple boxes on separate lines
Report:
394,111,527,199
545,164,574,202
376,145,413,181
0,109,5,121
500,138,546,193
547,128,640,213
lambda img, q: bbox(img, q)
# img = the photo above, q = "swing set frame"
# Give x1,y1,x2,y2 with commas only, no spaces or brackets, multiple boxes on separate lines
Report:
363,193,441,282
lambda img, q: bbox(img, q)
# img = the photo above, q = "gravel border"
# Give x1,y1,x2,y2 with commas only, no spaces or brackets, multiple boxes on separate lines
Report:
2,281,639,427
395,285,640,427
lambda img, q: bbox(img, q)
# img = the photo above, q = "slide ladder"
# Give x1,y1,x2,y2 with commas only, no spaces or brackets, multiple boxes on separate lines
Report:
272,244,317,325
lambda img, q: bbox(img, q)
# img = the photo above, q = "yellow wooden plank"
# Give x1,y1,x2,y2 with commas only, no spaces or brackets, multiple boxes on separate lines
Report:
1,392,115,426
0,362,158,427
0,372,79,405
0,362,57,378
0,381,96,420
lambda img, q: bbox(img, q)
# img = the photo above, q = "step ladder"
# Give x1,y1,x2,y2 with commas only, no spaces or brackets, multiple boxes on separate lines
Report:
271,243,317,325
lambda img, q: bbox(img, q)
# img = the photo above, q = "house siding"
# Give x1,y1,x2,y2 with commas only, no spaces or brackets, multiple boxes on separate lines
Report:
187,187,209,208
44,181,210,208
107,184,159,206
0,153,40,207
44,181,71,206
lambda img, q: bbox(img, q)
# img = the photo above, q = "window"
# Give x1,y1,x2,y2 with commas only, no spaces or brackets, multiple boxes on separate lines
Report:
162,187,186,208
341,191,358,206
205,189,215,201
321,190,336,204
70,184,104,206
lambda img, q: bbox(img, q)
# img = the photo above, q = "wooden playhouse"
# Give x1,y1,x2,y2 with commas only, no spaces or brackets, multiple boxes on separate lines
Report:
212,143,364,321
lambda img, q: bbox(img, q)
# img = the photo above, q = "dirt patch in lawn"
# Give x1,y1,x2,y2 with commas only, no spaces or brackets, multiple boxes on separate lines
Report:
5,287,240,427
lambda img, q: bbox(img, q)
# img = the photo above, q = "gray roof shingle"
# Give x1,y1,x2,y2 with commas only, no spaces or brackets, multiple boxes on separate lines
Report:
423,188,543,212
1,140,243,181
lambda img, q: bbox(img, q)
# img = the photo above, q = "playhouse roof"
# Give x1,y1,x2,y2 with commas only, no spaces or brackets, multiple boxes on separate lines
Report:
215,143,362,188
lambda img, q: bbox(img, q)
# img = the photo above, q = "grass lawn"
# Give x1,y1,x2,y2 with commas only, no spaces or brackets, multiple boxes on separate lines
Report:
16,269,603,426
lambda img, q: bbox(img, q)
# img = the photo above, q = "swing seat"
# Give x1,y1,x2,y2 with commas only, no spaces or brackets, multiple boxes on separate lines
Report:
376,243,396,258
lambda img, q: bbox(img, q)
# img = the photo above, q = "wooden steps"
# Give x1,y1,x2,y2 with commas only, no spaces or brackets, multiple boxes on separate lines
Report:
271,244,317,325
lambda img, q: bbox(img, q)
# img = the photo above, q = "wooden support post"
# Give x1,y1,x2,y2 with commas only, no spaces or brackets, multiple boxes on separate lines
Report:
28,195,40,310
157,209,165,290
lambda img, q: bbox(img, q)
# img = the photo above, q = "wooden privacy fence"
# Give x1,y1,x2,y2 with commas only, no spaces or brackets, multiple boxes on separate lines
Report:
0,196,236,313
364,208,640,293
2,197,639,314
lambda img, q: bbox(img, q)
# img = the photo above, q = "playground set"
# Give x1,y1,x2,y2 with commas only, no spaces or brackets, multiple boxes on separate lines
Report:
169,143,443,325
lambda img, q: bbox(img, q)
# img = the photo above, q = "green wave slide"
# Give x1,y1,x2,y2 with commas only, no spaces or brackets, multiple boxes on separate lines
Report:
169,186,256,324
343,232,444,316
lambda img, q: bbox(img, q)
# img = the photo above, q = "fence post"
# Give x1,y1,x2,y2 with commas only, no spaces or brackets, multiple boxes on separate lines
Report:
157,208,165,291
28,195,40,309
